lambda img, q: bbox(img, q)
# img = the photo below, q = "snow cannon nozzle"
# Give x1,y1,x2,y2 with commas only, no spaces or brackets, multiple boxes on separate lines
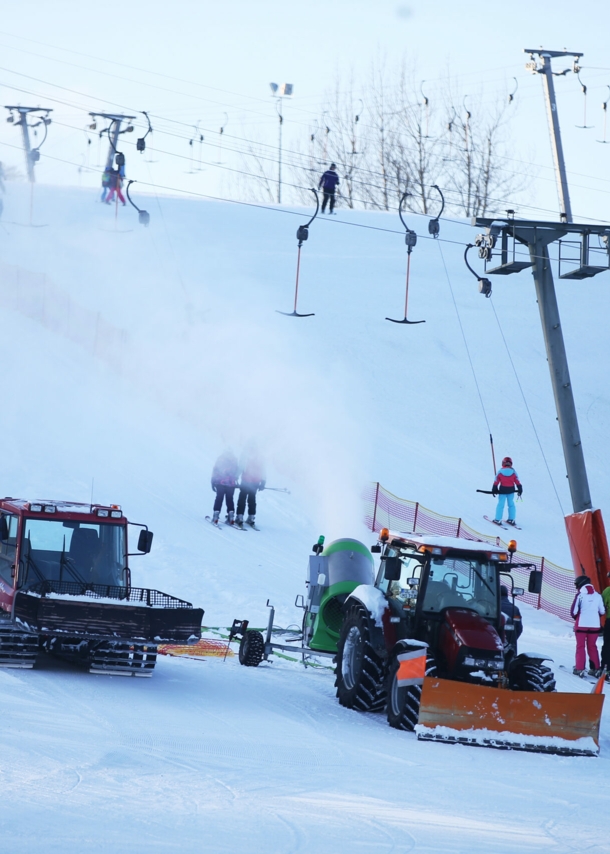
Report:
312,535,325,555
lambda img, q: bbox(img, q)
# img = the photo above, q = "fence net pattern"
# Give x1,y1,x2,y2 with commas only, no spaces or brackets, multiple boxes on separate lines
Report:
364,482,576,622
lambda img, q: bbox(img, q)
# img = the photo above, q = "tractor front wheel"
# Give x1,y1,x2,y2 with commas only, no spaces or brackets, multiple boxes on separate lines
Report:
509,659,556,692
238,630,265,667
386,653,437,731
335,603,386,712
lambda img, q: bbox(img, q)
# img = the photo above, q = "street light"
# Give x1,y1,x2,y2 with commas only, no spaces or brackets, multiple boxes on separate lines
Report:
269,82,293,204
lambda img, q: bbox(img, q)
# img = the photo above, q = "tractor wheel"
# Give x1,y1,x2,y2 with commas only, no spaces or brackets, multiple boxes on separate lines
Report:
509,660,556,692
335,602,386,712
238,630,265,667
386,653,437,731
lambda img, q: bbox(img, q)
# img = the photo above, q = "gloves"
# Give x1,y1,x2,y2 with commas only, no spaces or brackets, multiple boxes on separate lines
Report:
259,481,266,492
517,485,523,496
492,485,498,496
211,483,217,492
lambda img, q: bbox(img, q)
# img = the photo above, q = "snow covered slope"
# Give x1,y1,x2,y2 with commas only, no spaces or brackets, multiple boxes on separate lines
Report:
0,183,608,852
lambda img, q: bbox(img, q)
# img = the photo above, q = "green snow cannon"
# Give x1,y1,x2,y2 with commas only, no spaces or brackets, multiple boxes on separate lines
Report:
303,538,375,653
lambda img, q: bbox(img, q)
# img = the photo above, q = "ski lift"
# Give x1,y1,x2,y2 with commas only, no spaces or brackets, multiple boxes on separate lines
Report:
137,111,152,152
597,87,610,143
277,188,319,318
427,184,444,238
464,244,492,297
444,107,457,162
575,67,594,128
216,112,229,164
126,180,150,227
386,192,425,325
420,81,430,138
186,122,204,173
475,215,532,275
508,77,518,104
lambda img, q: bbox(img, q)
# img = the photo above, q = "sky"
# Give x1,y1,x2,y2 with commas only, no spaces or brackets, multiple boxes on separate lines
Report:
1,1,610,221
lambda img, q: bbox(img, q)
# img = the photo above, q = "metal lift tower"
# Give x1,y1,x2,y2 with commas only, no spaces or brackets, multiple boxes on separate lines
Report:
4,106,53,183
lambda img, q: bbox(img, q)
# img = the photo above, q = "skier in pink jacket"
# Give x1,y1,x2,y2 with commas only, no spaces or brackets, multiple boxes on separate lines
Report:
570,574,605,676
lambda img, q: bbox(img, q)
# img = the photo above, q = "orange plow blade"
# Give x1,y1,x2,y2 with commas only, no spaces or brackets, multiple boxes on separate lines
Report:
416,678,604,757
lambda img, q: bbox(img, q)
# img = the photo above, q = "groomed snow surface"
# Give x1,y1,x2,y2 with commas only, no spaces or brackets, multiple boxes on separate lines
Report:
0,184,608,853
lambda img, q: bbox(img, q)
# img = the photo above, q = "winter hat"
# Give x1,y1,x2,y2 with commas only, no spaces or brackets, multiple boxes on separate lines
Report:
502,456,513,467
500,584,509,597
574,575,591,590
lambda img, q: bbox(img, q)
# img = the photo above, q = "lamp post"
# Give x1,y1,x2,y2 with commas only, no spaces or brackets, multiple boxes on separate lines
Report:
270,82,293,204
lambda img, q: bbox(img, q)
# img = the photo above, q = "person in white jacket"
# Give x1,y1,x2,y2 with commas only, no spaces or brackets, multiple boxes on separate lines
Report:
570,575,605,676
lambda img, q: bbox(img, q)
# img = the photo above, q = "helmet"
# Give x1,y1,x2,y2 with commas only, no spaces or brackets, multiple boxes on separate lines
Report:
502,457,513,467
574,575,591,590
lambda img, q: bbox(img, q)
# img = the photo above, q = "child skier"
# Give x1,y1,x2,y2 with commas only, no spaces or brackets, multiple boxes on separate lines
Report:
210,450,239,525
570,574,605,677
491,456,522,527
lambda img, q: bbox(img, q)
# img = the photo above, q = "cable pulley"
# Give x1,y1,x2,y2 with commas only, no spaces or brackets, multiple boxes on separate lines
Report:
427,184,444,238
277,188,319,318
126,180,150,226
464,244,492,297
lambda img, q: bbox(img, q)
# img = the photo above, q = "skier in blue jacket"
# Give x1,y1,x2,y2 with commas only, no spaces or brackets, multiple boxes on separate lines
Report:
319,164,340,214
491,456,522,527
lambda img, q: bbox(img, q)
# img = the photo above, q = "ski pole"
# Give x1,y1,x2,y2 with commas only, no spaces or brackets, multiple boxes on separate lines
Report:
264,487,291,494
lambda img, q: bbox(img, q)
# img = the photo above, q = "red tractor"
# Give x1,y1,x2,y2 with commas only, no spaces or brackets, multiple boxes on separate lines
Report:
334,530,602,755
0,497,203,675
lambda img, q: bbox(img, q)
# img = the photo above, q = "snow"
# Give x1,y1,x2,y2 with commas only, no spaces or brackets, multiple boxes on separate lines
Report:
0,183,608,852
347,583,389,627
415,724,599,756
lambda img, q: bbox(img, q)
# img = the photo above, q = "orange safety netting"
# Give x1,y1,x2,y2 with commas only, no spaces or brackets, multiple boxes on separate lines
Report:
364,482,578,623
158,639,234,658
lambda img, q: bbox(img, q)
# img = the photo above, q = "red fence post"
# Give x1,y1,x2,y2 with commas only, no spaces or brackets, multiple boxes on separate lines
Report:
371,482,380,532
413,502,419,533
538,557,544,609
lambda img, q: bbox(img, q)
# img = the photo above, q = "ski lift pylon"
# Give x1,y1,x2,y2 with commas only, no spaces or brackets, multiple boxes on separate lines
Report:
276,188,319,318
386,192,425,325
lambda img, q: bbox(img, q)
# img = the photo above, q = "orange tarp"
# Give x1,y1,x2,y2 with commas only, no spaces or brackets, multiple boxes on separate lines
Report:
565,509,610,593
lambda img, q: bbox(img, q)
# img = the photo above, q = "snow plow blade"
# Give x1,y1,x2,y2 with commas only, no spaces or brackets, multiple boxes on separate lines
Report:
416,678,603,757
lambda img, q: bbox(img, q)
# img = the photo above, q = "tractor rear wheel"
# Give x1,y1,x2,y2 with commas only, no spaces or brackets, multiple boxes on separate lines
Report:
509,660,556,692
335,602,386,712
386,653,437,731
238,630,265,667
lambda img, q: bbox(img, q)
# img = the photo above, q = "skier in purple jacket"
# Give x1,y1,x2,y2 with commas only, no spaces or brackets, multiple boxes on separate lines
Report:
319,164,340,214
210,449,239,525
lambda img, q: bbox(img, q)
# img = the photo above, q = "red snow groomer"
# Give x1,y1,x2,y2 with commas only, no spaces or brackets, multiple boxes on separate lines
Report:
0,497,203,675
335,529,604,756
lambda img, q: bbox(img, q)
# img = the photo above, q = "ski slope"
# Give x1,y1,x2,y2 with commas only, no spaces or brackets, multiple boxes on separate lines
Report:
0,183,608,853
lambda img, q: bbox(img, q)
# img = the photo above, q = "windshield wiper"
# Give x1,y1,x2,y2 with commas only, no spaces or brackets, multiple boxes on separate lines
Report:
23,540,46,587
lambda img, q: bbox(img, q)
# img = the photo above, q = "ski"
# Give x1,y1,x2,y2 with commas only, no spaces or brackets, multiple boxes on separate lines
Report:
245,523,261,531
559,664,602,684
205,515,223,529
483,515,507,530
225,520,247,531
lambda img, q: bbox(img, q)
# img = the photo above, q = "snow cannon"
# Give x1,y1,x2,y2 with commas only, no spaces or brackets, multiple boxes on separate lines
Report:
303,538,375,653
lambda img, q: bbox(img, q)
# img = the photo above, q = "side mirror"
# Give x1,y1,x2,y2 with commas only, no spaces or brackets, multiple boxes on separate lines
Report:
371,544,381,553
513,587,524,597
528,570,543,595
407,577,420,587
0,516,8,542
137,530,153,554
383,556,401,582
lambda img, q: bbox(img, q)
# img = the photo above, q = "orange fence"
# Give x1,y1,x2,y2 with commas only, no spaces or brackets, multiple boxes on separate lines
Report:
364,482,576,622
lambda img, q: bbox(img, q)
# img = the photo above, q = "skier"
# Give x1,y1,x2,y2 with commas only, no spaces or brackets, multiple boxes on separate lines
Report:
235,447,266,529
318,164,340,214
105,169,126,206
210,449,239,525
491,456,522,527
570,574,605,677
500,584,523,654
100,166,111,202
601,572,610,680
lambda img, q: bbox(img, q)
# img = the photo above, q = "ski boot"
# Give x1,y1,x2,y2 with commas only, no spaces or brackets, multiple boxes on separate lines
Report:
212,510,220,526
492,519,503,527
234,514,244,529
246,515,256,528
225,510,235,526
573,668,585,677
506,519,517,527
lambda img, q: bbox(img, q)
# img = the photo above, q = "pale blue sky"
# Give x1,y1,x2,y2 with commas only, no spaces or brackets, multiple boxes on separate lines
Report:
1,1,609,220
